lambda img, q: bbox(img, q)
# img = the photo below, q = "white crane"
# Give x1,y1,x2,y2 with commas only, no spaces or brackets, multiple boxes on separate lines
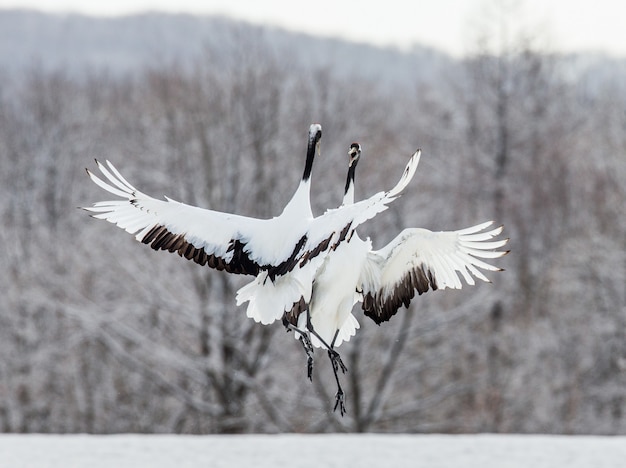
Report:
84,124,418,291
84,125,420,418
85,124,322,278
281,143,509,415
227,144,419,406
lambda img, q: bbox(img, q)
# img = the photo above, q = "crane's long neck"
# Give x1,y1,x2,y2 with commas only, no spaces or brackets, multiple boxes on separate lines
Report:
301,137,317,182
282,126,320,218
342,163,356,206
284,177,312,218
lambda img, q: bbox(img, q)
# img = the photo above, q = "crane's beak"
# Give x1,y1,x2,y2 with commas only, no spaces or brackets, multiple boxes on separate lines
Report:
348,143,361,167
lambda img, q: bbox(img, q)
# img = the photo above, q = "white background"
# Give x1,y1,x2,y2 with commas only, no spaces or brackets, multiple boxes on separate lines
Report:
1,0,626,57
1,434,626,468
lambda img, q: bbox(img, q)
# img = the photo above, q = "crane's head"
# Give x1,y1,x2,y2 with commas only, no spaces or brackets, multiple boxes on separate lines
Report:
308,123,322,146
348,142,361,167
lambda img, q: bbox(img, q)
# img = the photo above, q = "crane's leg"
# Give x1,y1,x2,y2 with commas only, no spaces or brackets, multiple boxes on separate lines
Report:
283,321,315,381
303,318,348,415
301,336,314,380
328,330,347,416
305,315,347,374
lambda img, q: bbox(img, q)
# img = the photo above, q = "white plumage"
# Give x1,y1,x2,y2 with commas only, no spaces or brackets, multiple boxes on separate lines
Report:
86,124,324,277
360,221,508,324
278,143,508,414
85,124,419,289
84,123,508,417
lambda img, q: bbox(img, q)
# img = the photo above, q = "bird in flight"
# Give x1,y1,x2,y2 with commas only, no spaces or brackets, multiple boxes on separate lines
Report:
273,143,509,415
84,124,507,416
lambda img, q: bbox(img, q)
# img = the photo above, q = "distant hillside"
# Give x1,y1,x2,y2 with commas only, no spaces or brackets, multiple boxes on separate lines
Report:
0,9,454,89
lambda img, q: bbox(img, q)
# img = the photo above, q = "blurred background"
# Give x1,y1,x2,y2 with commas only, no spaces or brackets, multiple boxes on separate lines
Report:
0,0,624,434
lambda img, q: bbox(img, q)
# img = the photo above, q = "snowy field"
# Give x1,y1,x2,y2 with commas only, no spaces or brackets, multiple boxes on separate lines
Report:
0,434,624,468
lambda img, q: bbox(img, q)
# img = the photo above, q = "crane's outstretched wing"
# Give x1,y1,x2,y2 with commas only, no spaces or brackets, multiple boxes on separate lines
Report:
84,160,271,275
360,221,509,324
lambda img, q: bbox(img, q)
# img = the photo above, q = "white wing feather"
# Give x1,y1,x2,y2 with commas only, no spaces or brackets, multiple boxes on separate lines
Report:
361,221,508,323
304,149,420,255
85,160,270,272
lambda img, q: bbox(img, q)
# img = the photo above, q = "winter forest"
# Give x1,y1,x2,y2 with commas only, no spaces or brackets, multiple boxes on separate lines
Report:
0,8,625,435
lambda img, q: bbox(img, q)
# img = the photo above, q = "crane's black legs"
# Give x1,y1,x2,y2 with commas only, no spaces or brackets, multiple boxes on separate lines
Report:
284,322,315,380
301,336,314,380
328,330,347,416
306,326,348,416
284,316,348,416
304,314,347,376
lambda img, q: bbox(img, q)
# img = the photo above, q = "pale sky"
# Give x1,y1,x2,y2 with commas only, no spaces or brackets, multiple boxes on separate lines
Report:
1,0,626,57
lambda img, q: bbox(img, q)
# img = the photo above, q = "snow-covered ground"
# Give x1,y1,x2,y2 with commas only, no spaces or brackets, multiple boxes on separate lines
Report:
1,434,624,468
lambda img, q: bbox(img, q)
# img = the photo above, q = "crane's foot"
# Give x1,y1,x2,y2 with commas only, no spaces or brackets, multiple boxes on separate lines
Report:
333,388,347,416
307,356,314,381
286,322,316,381
328,349,347,374
299,335,315,381
327,348,347,417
